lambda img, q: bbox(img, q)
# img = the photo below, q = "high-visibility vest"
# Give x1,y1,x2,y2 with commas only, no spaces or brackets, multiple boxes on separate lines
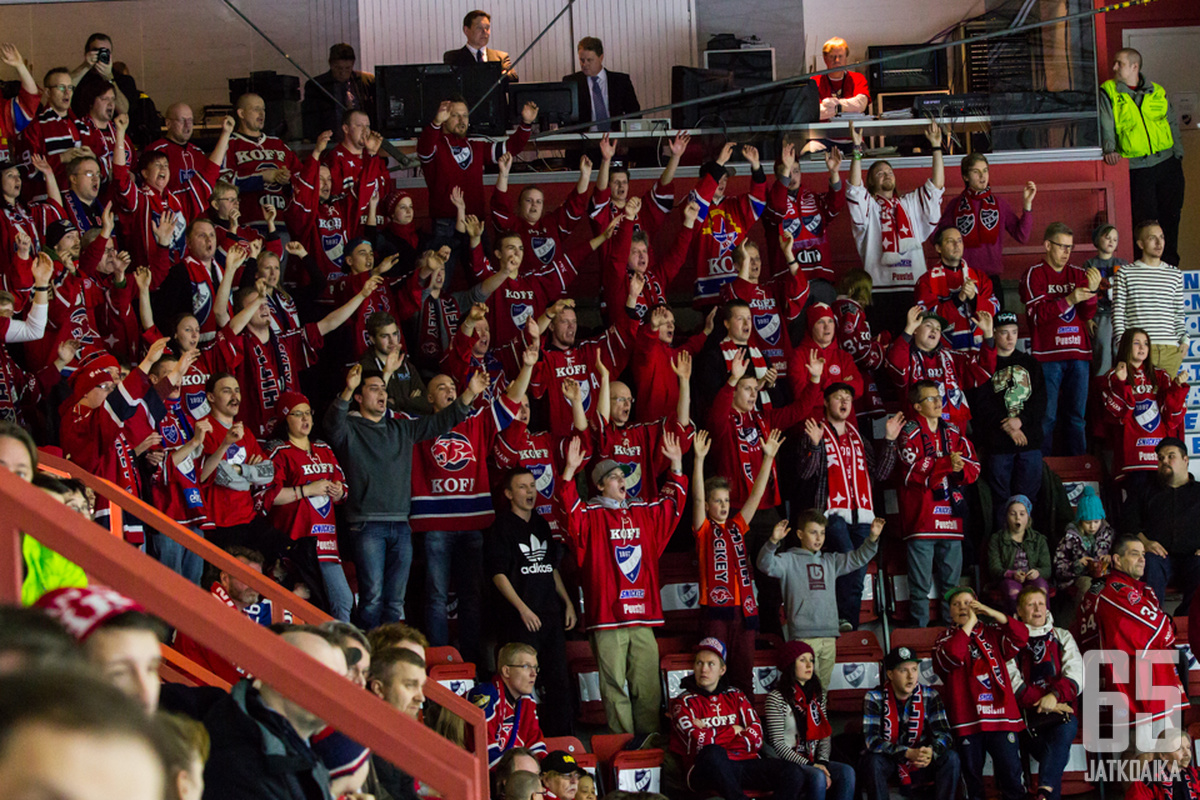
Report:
1101,79,1174,159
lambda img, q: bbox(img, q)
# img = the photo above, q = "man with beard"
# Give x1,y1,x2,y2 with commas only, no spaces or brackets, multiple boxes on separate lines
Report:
222,93,304,228
914,227,999,351
845,122,945,335
861,647,958,800
798,382,901,631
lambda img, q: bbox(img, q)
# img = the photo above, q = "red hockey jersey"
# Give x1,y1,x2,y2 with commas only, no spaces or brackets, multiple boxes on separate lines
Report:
264,440,346,562
557,472,687,630
592,415,692,502
1100,364,1187,477
220,132,303,224
832,296,888,420
410,394,519,532
720,273,808,376
932,619,1029,735
691,172,767,304
914,260,999,351
201,416,267,527
416,122,532,219
896,419,979,540
884,335,995,432
764,178,842,282
1019,261,1097,362
670,676,763,770
491,185,588,273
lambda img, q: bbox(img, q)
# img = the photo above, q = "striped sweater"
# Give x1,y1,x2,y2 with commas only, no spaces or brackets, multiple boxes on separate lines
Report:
1111,259,1186,348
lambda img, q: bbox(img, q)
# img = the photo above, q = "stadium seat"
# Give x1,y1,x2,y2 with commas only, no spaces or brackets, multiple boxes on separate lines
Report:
828,630,883,712
569,655,607,725
543,735,598,772
889,626,948,686
425,645,464,665
592,733,665,794
429,662,476,697
660,652,694,700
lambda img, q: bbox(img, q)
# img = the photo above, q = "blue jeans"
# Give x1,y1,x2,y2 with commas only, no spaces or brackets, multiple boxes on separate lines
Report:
798,760,854,800
907,539,962,627
1143,552,1200,616
351,520,412,629
320,561,355,622
959,730,1025,800
148,527,204,586
986,451,1043,531
1025,713,1078,800
1040,359,1089,456
860,750,960,800
424,529,483,664
825,515,872,629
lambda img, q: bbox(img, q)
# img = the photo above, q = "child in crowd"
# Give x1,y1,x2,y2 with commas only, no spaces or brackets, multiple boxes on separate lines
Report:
757,508,883,688
986,494,1050,612
691,427,783,696
1083,223,1127,375
1052,486,1114,628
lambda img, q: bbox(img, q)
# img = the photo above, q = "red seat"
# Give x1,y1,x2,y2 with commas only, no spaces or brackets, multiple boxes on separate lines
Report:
429,663,476,697
660,652,695,700
889,626,947,659
425,645,463,665
592,733,665,794
828,630,884,712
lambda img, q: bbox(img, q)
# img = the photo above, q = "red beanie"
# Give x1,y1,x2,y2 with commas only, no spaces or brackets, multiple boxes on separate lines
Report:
806,302,835,332
68,352,120,405
35,586,145,641
276,391,310,420
778,639,815,671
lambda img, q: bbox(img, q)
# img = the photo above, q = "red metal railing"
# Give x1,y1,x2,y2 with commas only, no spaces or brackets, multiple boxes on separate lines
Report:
2,459,488,800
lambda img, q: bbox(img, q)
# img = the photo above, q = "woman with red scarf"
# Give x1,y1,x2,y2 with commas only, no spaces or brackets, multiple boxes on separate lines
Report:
763,640,854,800
1100,327,1187,497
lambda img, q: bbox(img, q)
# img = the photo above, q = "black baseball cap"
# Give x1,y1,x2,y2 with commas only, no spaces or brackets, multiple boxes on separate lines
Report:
541,750,586,776
884,646,920,671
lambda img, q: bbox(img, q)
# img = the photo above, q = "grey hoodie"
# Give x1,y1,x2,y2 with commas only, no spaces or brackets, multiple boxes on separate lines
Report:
757,537,878,639
324,396,469,522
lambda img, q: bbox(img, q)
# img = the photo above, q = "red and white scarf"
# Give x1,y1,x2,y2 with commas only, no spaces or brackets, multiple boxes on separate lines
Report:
792,681,833,760
875,195,914,263
882,684,925,785
822,419,874,520
954,189,1001,249
700,517,759,618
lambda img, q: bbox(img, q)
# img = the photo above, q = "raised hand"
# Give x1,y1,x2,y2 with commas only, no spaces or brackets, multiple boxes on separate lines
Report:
152,209,178,246
779,230,795,255
464,214,485,240
770,519,791,543
704,306,717,336
661,430,683,464
825,146,843,174
315,129,333,155
30,253,54,288
450,185,466,212
359,275,384,298
728,352,749,383
869,516,886,540
222,115,236,135
624,195,642,221
579,154,593,177
562,378,581,405
497,151,513,176
671,351,692,380
1114,361,1128,382
668,132,690,157
849,121,863,148
56,339,79,366
804,417,824,445
0,44,23,68
145,336,170,364
467,369,488,397
598,133,616,161
594,350,609,380
433,101,452,126
13,228,31,258
806,349,826,382
973,309,993,340
904,305,924,335
716,141,736,166
345,363,362,393
520,101,539,124
741,144,761,170
565,436,584,472
1024,181,1037,207
628,271,646,299
761,428,785,459
30,153,52,177
285,240,308,259
261,203,277,227
884,411,905,441
925,122,943,149
683,199,700,227
693,429,711,459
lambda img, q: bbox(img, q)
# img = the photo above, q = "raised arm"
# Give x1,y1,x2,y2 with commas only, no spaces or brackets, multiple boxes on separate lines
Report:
0,44,38,97
207,116,236,167
671,350,692,428
595,350,611,423
691,429,710,530
742,428,782,526
505,321,540,401
575,155,594,195
134,265,154,331
596,133,614,192
926,123,945,190
848,123,863,187
659,132,690,187
212,246,248,329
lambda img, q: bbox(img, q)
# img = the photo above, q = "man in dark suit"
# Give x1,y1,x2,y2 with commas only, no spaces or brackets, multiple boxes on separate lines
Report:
443,10,518,81
302,43,376,142
563,37,640,131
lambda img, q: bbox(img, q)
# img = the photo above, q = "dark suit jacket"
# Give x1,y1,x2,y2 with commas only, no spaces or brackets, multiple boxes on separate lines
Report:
443,46,518,82
301,69,376,142
563,69,640,129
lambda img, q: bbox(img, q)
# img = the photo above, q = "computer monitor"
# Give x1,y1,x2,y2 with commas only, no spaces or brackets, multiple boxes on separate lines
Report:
670,66,735,128
374,62,505,138
508,81,579,128
866,45,948,95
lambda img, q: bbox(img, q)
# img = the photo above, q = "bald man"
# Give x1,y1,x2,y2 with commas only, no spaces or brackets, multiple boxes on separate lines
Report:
220,92,303,228
160,625,346,799
147,102,214,207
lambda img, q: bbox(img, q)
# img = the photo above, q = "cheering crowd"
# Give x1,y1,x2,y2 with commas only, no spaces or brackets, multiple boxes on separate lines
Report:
0,16,1194,800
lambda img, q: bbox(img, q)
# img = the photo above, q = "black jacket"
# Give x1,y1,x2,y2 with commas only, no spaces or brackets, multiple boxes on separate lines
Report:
562,70,641,129
301,70,376,142
1123,475,1200,554
161,681,332,800
443,46,518,82
968,349,1046,454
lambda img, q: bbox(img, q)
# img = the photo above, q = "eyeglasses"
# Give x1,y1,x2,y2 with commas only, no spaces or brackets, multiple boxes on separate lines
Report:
49,85,73,93
507,663,539,674
1048,241,1074,251
916,396,941,405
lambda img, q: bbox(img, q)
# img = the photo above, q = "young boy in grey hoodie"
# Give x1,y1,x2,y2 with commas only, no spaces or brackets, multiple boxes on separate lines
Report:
757,509,884,688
